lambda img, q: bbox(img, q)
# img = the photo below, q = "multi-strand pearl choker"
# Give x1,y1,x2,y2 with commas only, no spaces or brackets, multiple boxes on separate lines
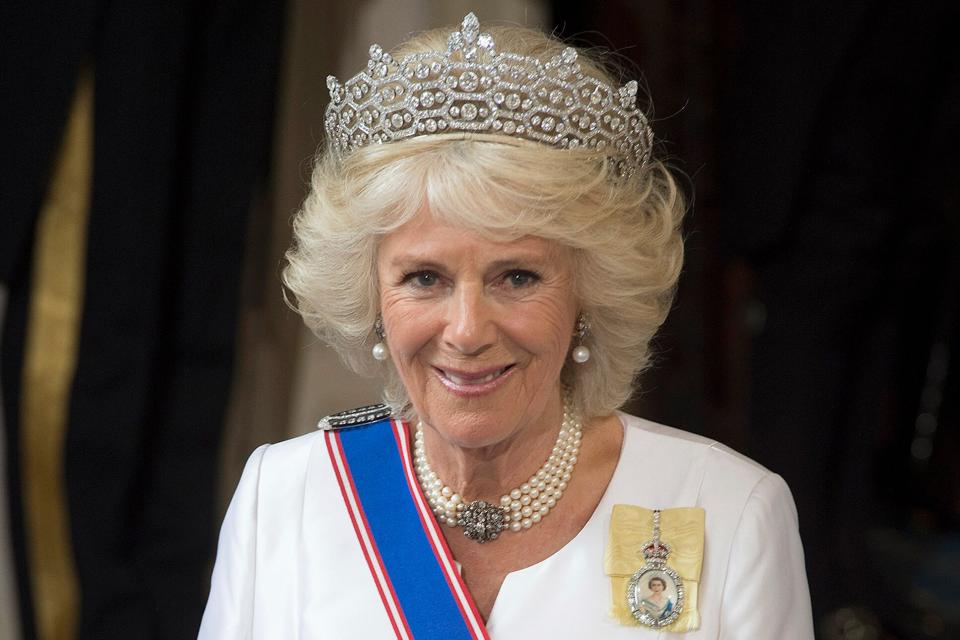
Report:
413,399,583,543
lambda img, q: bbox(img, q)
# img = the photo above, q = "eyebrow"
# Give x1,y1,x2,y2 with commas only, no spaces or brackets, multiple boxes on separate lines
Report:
486,257,551,271
387,253,554,271
386,253,444,268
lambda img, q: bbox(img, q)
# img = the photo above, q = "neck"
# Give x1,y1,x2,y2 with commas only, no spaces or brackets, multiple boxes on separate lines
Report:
417,394,565,500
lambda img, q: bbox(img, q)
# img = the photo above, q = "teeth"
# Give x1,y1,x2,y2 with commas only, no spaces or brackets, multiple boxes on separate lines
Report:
444,368,504,386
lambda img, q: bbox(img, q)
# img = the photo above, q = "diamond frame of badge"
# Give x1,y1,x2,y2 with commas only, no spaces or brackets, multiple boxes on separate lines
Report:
323,12,654,178
626,563,685,628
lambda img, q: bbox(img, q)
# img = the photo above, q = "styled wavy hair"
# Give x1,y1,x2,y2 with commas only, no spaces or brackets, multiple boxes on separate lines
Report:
283,23,685,421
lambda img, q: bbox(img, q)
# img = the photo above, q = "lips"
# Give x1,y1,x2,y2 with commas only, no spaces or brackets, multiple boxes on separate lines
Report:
442,366,510,385
434,364,515,396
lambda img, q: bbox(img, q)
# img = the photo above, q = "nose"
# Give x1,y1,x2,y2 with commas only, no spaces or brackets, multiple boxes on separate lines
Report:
442,282,496,356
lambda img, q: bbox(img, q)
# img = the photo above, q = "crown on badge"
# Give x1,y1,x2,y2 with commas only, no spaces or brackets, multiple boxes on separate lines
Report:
324,12,654,177
641,541,672,564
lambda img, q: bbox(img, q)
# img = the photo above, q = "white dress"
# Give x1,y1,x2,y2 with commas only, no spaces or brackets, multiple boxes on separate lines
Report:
199,413,814,639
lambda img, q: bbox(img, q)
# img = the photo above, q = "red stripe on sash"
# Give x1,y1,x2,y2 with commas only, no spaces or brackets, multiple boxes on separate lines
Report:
391,420,490,639
325,430,412,639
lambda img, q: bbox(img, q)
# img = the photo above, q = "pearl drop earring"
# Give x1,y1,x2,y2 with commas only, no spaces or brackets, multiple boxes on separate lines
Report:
572,314,591,364
372,316,389,361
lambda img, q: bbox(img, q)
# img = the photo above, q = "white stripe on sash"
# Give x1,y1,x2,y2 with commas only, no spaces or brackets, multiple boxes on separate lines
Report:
326,431,412,639
392,420,489,639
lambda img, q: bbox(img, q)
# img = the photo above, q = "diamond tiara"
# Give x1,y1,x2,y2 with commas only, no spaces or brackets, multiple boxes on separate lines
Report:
324,12,654,176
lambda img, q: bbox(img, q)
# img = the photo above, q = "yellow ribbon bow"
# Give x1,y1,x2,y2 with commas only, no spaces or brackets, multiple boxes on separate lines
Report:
604,505,705,631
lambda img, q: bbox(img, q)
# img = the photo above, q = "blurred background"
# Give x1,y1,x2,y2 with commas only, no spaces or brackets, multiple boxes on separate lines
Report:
1,1,957,638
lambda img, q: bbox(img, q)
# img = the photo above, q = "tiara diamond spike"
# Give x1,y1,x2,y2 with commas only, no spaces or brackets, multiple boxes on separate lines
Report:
448,12,495,62
324,12,653,176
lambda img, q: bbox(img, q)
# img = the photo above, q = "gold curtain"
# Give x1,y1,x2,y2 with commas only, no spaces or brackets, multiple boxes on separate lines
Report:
20,66,94,640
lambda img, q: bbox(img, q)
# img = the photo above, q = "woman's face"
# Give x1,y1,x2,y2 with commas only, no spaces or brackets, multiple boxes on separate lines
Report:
377,210,578,449
650,579,665,593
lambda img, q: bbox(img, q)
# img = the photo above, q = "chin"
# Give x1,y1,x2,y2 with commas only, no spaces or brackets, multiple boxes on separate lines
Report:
425,405,518,449
416,383,529,449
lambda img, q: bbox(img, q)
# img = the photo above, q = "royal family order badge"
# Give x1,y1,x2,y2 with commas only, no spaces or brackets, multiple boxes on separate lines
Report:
626,509,685,628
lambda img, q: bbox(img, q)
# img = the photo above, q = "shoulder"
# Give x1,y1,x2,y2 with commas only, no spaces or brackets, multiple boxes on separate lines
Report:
617,411,773,480
228,430,326,491
255,429,326,471
616,411,801,560
224,431,330,528
245,405,397,494
614,411,795,520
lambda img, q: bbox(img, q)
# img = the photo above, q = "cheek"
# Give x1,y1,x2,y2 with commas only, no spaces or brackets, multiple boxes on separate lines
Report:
379,294,438,360
503,298,576,359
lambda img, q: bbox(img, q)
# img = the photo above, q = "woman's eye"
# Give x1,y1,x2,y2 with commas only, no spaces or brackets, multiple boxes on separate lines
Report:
404,271,439,287
505,270,539,288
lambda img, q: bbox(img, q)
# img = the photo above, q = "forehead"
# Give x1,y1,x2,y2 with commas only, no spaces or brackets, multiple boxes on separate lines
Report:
378,210,569,267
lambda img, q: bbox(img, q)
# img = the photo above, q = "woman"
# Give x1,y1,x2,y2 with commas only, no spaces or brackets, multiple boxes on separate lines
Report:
200,13,813,639
641,576,674,620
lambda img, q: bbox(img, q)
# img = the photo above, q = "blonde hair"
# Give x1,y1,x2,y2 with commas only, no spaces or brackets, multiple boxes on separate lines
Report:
283,23,685,420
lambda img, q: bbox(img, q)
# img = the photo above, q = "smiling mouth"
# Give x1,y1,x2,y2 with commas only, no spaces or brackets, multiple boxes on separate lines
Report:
435,364,515,392
441,366,511,385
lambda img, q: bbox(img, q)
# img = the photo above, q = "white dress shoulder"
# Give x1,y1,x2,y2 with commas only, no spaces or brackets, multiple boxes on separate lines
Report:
199,413,814,639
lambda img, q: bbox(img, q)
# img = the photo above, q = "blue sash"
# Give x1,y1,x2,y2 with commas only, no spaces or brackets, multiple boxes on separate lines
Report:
325,418,488,639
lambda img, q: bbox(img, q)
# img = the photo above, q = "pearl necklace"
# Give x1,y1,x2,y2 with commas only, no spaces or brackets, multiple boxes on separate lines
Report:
413,399,583,543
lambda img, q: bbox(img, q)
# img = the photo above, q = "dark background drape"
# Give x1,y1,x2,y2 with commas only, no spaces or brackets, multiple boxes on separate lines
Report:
0,1,285,637
553,1,959,638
